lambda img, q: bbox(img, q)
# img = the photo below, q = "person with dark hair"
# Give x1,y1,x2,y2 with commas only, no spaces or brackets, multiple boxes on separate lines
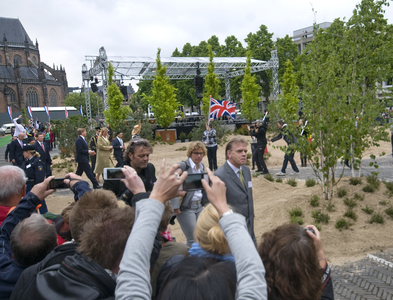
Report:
248,120,269,174
115,162,267,299
214,136,256,242
90,126,101,175
34,132,52,176
9,133,26,167
172,141,209,247
104,138,156,205
270,119,300,176
0,177,56,299
75,128,101,189
112,131,125,167
202,122,218,171
258,224,333,300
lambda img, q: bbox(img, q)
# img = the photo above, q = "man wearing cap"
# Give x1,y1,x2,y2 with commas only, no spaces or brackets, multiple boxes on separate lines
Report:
90,126,101,174
112,131,125,167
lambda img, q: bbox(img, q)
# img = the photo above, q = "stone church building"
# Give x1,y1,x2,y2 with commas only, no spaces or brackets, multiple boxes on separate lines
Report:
0,17,68,115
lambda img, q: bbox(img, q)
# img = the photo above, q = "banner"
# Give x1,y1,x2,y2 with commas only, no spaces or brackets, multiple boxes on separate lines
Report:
7,106,12,121
65,107,68,118
80,105,83,116
209,96,236,121
27,106,33,118
44,106,50,118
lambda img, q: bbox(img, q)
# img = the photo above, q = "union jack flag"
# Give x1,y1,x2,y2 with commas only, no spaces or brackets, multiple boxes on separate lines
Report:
209,97,236,121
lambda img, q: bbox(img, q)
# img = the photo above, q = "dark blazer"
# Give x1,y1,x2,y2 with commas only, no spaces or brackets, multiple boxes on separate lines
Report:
214,161,255,241
112,137,124,158
9,139,25,166
34,141,52,166
75,136,90,164
5,143,11,160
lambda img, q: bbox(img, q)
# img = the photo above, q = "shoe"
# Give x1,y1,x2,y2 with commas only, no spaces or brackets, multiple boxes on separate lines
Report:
252,167,255,170
290,172,299,175
255,169,264,173
94,185,102,189
276,172,286,176
260,171,269,175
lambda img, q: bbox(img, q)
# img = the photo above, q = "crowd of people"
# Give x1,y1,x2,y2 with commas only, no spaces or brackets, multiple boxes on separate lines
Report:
0,117,334,299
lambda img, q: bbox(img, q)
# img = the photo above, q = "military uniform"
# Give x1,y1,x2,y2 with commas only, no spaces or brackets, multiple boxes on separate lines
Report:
90,134,98,174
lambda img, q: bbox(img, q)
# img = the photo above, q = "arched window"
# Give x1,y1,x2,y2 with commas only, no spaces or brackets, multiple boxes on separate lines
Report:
26,87,39,107
49,89,57,106
10,89,17,103
14,55,23,66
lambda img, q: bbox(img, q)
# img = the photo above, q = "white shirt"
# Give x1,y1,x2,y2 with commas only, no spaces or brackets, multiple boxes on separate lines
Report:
13,118,27,138
117,137,123,146
189,158,203,201
227,160,242,179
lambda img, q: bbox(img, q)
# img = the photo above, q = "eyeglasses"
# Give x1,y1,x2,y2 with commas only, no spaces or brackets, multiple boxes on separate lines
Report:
192,152,204,156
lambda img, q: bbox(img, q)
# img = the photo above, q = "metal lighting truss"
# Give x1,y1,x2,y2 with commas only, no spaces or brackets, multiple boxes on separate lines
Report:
83,47,279,114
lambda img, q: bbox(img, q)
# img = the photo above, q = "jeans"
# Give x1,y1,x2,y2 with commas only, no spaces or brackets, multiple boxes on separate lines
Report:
177,202,203,247
207,145,218,171
281,149,299,173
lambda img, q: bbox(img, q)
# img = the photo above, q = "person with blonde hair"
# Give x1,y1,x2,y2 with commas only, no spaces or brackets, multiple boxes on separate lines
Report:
94,127,113,182
172,141,209,247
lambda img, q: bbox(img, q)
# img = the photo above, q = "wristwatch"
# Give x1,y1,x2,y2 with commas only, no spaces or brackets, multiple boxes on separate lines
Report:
220,209,234,219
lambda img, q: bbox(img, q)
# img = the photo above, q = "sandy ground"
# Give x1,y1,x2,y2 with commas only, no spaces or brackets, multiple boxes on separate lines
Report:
46,134,393,265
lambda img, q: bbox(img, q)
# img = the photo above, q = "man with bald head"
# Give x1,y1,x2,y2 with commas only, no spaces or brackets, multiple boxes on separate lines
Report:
9,133,26,167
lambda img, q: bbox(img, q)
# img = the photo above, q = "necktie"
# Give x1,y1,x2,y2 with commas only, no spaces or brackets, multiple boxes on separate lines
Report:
19,140,23,148
41,143,45,151
238,168,246,188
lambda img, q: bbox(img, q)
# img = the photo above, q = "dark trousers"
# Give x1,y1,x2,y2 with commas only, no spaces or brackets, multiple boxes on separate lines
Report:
251,144,257,168
76,162,99,188
90,155,97,174
115,155,124,167
254,143,268,172
207,145,218,171
281,149,299,173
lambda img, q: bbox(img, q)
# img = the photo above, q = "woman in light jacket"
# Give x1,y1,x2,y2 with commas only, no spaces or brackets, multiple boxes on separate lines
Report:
94,127,113,182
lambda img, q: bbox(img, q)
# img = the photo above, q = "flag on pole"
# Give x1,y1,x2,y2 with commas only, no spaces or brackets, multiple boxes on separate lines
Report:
27,106,33,118
65,107,68,118
80,105,83,116
44,106,50,118
209,97,236,121
7,106,12,121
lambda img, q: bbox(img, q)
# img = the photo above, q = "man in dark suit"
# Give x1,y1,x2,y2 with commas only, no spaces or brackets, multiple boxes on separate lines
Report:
4,137,17,162
75,128,100,189
112,131,125,167
214,136,256,242
34,132,52,176
9,133,25,167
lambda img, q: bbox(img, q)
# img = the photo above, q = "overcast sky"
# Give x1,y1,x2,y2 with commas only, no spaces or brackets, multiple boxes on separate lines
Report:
3,0,393,88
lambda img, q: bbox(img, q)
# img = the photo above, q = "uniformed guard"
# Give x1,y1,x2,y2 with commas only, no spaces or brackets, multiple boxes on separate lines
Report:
21,144,47,214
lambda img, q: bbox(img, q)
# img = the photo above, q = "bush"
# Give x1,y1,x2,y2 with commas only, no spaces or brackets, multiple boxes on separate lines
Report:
305,178,316,187
335,218,352,231
349,177,362,186
67,167,74,173
275,178,283,183
311,210,330,224
179,132,187,141
264,173,274,182
384,181,393,197
52,155,59,160
288,206,303,217
344,208,358,221
175,146,187,151
343,197,357,208
326,202,336,212
369,213,384,224
187,132,193,141
385,206,393,219
366,175,380,190
155,135,163,143
290,216,304,225
379,200,388,206
362,185,375,193
310,195,320,207
353,193,365,201
362,206,374,214
337,188,347,198
286,178,297,187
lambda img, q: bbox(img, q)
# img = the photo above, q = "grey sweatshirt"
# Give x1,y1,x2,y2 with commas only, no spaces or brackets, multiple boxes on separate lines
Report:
115,198,267,300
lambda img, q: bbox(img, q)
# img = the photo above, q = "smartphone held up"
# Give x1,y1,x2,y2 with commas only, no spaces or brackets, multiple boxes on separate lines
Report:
179,173,209,191
103,168,126,180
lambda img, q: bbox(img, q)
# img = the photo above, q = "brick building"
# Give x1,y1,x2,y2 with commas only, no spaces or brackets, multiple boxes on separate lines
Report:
0,17,68,115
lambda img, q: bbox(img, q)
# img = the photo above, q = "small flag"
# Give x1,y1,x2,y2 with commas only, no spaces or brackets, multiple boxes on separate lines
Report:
27,106,33,118
65,107,68,118
80,105,83,116
7,106,12,120
209,96,236,121
44,106,50,118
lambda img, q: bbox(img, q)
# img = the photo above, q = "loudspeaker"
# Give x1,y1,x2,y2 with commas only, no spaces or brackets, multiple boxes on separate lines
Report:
90,83,98,93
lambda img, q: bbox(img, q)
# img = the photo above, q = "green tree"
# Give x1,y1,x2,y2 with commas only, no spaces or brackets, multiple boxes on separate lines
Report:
245,25,274,100
143,48,181,129
202,44,221,116
21,107,29,125
64,92,104,117
240,50,261,121
275,35,298,81
104,62,130,130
